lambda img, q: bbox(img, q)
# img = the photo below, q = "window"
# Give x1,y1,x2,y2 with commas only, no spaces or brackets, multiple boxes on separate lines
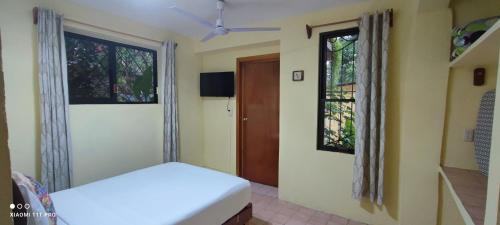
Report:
317,28,359,154
65,32,158,104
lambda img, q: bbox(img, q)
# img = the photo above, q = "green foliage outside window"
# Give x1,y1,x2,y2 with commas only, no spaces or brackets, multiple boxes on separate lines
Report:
66,37,110,99
65,32,157,104
322,33,358,151
116,46,155,103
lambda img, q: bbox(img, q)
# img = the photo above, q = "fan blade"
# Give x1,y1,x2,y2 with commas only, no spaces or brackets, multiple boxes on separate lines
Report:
227,27,281,32
169,6,215,29
201,32,218,42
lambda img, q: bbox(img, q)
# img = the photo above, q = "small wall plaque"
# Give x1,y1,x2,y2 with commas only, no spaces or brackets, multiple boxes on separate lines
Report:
292,70,304,81
474,68,485,86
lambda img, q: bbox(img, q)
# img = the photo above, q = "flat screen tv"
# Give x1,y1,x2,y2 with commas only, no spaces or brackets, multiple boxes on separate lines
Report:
200,72,235,97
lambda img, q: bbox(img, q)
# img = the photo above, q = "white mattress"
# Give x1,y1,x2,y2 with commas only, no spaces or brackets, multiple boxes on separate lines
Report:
50,162,251,225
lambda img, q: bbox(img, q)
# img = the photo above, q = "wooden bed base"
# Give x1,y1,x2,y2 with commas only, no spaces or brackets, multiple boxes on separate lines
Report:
222,203,252,225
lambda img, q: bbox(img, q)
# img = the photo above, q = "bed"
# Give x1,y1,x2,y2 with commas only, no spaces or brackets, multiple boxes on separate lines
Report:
13,162,252,225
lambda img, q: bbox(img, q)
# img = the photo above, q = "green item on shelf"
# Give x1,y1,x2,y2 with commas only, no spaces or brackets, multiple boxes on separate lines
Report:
451,16,499,60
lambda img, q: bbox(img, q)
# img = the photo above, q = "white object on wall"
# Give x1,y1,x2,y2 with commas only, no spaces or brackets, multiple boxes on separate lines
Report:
464,128,475,142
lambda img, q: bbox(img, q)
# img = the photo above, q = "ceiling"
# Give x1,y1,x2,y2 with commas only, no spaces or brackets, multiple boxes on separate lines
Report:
66,0,363,40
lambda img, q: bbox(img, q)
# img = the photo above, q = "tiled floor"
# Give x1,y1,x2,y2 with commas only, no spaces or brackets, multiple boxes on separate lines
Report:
249,182,368,225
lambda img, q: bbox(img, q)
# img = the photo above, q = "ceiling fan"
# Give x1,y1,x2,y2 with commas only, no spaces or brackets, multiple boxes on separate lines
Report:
169,0,281,42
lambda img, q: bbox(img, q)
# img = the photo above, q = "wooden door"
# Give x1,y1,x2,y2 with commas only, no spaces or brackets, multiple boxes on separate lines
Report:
237,54,279,187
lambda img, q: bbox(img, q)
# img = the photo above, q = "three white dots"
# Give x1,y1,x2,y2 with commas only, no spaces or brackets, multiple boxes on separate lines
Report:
9,203,30,210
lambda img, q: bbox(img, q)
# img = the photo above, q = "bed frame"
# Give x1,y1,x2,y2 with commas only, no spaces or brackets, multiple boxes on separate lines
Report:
222,203,252,225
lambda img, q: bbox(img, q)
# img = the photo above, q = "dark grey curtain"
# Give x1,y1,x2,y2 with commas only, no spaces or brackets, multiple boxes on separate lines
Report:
37,8,73,192
352,10,390,205
162,40,179,163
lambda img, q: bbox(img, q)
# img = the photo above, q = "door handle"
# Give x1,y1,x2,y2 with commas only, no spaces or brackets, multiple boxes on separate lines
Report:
243,117,248,121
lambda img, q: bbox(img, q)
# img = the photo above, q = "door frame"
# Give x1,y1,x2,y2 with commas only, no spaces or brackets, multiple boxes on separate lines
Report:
236,53,280,177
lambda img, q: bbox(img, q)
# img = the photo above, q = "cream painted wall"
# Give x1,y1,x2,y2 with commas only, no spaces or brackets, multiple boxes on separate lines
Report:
441,0,500,171
451,0,500,27
0,0,204,185
437,180,467,225
439,2,500,224
0,0,39,181
198,1,452,225
68,105,163,185
373,6,451,225
200,42,279,174
277,4,405,224
442,65,498,170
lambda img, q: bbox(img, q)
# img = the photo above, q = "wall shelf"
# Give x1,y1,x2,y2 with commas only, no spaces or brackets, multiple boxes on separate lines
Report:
439,166,488,225
450,20,500,68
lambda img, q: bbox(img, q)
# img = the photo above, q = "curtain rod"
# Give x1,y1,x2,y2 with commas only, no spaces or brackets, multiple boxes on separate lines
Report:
305,9,393,39
33,7,177,47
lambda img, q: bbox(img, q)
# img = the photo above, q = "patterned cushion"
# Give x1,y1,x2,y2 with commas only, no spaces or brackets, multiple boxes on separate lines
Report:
26,176,57,224
474,90,496,176
12,172,57,225
25,189,51,225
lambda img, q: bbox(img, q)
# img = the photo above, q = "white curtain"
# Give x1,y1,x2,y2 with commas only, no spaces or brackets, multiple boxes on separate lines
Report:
162,41,179,163
37,8,73,192
352,10,390,205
